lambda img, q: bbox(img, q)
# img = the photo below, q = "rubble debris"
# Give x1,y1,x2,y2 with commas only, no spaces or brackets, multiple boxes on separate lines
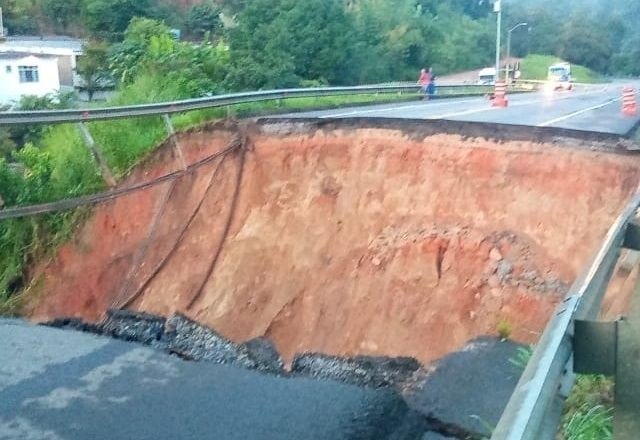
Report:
291,353,423,392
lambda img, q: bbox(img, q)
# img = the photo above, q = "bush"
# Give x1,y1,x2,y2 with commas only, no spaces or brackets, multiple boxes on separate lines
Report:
496,319,512,340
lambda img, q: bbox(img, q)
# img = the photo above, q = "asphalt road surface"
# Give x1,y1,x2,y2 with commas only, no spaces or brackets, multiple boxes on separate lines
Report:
279,83,640,136
0,319,429,440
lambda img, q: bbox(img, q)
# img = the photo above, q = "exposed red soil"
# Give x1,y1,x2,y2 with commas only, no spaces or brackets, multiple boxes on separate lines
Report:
27,122,640,365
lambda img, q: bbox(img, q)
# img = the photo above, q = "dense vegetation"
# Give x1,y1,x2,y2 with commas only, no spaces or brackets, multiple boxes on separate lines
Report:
2,0,499,86
4,0,639,78
504,0,640,76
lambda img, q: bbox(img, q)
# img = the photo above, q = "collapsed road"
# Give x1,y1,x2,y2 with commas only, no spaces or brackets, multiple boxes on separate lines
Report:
27,119,640,365
3,118,640,439
0,312,526,439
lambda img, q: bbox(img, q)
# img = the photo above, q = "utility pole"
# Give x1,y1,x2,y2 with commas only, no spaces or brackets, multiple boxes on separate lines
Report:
507,23,528,82
0,7,5,38
494,0,502,82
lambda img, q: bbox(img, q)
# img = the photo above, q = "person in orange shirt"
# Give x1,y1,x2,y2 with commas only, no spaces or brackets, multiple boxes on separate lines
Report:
418,67,433,100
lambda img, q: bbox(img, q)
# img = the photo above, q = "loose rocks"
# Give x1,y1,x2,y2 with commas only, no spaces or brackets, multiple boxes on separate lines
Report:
101,309,166,347
167,316,286,374
44,311,286,375
291,353,423,391
240,337,285,374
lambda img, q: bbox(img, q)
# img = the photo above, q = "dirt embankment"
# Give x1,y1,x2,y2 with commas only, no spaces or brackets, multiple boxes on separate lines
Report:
27,121,640,365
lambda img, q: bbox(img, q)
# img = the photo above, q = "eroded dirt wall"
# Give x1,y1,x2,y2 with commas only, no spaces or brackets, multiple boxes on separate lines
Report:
28,121,640,365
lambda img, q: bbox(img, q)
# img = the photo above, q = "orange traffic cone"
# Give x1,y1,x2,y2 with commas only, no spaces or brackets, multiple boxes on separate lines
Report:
492,80,508,107
622,87,637,117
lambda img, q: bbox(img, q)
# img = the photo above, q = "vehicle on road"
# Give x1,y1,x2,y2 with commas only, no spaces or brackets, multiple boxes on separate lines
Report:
478,67,496,86
546,62,573,92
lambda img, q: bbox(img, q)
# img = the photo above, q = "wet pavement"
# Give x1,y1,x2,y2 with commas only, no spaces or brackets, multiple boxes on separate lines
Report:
1,316,525,439
0,319,429,440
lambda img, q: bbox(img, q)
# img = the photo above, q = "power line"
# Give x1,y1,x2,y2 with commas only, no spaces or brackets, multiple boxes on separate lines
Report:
0,141,241,220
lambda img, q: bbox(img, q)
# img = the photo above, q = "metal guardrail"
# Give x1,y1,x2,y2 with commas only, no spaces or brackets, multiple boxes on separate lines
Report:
492,188,640,440
0,83,499,126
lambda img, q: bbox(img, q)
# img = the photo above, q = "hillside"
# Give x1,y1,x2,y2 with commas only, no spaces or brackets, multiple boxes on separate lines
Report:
503,0,640,75
520,55,602,83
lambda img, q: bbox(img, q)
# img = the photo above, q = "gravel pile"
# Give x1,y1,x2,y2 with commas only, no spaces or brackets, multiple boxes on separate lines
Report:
291,353,423,391
101,310,166,348
44,311,286,375
240,337,285,374
165,314,263,370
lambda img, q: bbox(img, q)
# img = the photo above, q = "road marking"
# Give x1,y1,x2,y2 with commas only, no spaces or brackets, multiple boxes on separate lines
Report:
537,97,622,127
315,86,621,121
428,106,498,119
319,98,482,118
429,89,619,121
426,94,578,119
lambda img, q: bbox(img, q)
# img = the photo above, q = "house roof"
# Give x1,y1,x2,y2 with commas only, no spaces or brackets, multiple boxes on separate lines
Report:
0,52,59,60
1,36,85,53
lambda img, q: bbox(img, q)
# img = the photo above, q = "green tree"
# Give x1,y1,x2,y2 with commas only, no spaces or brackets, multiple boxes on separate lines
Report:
77,42,112,101
109,18,174,84
185,3,223,40
83,0,157,41
41,0,82,32
1,0,39,34
228,0,358,88
0,131,17,161
557,14,614,73
111,18,230,98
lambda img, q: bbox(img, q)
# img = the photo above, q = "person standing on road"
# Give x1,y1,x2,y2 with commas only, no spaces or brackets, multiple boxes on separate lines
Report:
418,68,431,99
427,69,437,100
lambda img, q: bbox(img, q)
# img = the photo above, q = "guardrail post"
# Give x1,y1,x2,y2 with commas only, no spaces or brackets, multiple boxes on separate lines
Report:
615,279,640,438
77,122,117,187
161,114,187,170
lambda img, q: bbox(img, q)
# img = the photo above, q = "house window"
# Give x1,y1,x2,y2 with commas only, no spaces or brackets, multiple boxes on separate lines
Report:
18,66,39,83
5,66,11,74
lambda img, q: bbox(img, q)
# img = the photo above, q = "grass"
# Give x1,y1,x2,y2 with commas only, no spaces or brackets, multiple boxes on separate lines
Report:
172,93,418,131
519,54,604,84
508,345,535,370
561,375,614,440
503,343,613,440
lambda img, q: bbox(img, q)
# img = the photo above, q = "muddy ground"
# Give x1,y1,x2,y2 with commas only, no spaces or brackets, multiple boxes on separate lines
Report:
26,119,640,365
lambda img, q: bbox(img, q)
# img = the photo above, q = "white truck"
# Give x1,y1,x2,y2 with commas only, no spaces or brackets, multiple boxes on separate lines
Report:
478,67,496,86
547,62,573,91
478,66,520,86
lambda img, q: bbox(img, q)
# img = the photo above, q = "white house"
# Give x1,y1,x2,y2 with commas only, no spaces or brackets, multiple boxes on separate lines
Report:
0,52,61,104
0,36,84,88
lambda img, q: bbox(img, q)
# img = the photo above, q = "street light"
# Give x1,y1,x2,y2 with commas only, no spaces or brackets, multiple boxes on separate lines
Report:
494,0,502,82
506,22,529,81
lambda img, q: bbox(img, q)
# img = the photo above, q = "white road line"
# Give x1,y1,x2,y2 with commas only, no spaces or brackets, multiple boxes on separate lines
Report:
537,97,622,127
426,95,572,119
429,88,619,120
319,98,482,118
428,106,498,119
318,86,619,121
